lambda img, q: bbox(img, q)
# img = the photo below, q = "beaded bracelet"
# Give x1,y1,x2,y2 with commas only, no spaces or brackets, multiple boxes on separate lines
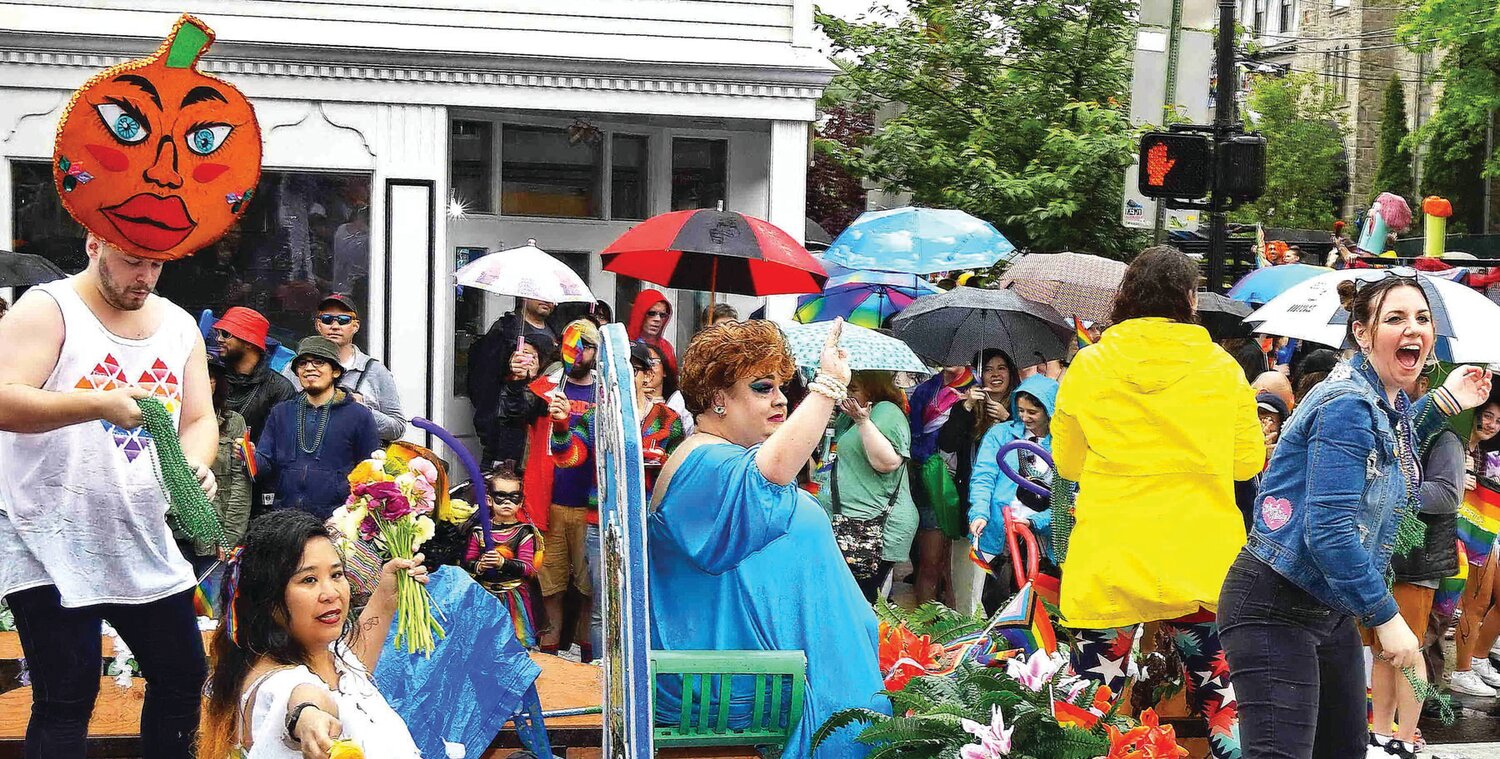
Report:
808,379,845,403
1431,386,1461,418
809,374,848,403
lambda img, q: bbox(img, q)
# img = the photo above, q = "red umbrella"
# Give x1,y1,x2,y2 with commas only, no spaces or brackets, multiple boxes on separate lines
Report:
601,209,827,297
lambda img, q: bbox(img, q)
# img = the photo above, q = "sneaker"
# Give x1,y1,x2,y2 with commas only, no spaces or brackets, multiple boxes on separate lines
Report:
1474,657,1500,688
1384,739,1416,759
1449,669,1499,697
1368,734,1392,759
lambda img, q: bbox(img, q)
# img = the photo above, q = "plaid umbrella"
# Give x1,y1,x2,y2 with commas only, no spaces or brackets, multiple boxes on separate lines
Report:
891,287,1073,367
997,252,1126,325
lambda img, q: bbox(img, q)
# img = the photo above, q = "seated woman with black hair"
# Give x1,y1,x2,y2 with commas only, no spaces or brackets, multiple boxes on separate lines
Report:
199,510,428,759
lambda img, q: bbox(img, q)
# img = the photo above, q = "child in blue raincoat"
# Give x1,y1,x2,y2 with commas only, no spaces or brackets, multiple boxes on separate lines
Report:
967,375,1060,605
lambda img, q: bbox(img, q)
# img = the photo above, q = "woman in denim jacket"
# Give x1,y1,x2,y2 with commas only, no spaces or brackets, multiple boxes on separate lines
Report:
1217,275,1492,757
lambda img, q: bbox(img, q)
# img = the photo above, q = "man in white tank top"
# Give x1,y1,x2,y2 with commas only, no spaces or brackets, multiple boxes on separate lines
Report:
0,234,219,758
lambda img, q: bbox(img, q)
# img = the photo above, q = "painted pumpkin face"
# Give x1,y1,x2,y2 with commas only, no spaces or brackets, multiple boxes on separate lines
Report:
53,15,261,261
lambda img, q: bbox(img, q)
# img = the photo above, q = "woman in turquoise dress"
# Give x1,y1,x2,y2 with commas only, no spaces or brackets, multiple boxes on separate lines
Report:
648,318,888,759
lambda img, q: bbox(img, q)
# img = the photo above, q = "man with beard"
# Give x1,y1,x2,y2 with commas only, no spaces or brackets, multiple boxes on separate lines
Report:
470,297,559,462
213,305,296,438
0,234,219,757
521,319,599,660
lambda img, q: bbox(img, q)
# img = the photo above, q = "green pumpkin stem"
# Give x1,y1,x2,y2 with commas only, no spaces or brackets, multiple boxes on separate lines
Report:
163,17,213,70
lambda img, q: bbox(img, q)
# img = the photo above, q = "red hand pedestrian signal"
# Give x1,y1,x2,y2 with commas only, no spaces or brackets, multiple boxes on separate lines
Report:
1145,142,1175,187
1136,132,1212,199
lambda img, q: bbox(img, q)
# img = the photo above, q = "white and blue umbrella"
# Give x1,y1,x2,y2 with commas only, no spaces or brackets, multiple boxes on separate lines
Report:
823,207,1017,274
775,320,930,374
1246,267,1500,363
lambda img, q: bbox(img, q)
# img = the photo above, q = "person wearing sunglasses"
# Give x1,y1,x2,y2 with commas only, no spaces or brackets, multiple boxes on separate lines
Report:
462,461,542,647
213,306,297,440
282,294,406,443
626,289,677,374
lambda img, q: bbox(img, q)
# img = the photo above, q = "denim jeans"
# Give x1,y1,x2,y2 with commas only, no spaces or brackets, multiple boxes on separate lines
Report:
586,522,602,661
6,585,207,759
1217,551,1367,759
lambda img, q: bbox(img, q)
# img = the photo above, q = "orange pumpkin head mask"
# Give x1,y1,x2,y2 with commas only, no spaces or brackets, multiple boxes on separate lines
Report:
53,15,261,261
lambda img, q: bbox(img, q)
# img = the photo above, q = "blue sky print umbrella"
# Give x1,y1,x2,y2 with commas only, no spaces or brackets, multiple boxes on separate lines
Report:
823,207,1017,274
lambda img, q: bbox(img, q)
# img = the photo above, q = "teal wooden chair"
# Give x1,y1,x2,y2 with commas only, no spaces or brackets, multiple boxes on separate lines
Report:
649,650,807,750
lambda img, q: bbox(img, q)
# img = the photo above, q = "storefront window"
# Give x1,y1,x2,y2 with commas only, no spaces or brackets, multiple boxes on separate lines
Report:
451,120,494,214
671,138,727,211
611,134,649,220
501,125,603,219
10,161,373,351
453,246,489,396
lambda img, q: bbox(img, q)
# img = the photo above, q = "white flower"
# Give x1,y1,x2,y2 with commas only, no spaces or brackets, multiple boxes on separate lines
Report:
412,515,436,551
959,706,1013,758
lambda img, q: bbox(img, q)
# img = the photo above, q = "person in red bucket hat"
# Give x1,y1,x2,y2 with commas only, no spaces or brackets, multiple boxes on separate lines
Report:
213,306,296,439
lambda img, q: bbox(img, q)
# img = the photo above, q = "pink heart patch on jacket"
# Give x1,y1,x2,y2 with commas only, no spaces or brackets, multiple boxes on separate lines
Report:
1261,497,1293,531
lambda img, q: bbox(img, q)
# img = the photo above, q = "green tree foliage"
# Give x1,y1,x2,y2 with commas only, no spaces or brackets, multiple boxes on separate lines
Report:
1373,75,1415,204
1400,0,1499,233
816,0,1148,257
1230,73,1349,228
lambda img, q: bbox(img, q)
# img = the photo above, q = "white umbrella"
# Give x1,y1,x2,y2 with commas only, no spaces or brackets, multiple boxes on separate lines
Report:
1245,267,1500,363
453,241,595,303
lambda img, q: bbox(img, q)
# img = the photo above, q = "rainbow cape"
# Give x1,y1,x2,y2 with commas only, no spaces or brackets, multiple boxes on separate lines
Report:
1458,483,1500,567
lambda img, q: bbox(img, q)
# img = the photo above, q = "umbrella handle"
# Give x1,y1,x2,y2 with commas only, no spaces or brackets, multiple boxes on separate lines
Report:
411,417,493,552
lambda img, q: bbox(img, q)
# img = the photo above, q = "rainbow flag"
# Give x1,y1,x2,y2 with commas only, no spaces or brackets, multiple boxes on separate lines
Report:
560,322,588,374
1073,317,1093,349
238,428,257,479
1458,484,1500,567
1434,541,1469,620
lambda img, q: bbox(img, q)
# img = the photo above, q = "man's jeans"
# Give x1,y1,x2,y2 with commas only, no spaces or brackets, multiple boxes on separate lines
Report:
1218,551,1367,759
6,585,207,759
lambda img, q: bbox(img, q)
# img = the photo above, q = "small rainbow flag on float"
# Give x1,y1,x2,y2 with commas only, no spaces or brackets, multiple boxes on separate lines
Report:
1073,317,1093,349
1458,483,1500,567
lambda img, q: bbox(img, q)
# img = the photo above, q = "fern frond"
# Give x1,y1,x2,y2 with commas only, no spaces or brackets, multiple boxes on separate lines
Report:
812,707,887,749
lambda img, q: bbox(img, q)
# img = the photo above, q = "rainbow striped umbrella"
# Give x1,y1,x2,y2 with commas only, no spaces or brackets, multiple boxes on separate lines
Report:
794,274,939,329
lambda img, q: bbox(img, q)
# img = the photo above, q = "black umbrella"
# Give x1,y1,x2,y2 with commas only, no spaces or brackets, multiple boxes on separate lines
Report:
0,250,67,288
1196,291,1254,340
805,218,834,252
890,287,1073,367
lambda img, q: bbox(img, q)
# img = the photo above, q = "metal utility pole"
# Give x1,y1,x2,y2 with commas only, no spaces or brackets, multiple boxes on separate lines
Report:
1206,0,1237,292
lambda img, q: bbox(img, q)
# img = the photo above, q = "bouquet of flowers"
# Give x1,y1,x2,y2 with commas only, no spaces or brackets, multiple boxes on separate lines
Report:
331,446,445,655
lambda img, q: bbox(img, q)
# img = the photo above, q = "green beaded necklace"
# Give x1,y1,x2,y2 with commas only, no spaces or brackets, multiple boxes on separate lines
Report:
138,397,226,550
297,390,340,455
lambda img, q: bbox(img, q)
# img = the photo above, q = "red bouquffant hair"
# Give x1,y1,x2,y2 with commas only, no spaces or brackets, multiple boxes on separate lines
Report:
679,320,797,415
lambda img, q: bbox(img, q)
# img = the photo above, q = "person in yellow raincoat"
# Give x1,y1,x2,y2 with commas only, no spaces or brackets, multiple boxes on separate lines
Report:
1051,246,1264,759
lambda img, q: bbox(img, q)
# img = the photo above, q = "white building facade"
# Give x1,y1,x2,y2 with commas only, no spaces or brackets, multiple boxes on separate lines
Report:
0,1,834,448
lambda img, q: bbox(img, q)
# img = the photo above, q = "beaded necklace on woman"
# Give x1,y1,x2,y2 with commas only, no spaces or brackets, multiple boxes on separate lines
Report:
297,389,343,455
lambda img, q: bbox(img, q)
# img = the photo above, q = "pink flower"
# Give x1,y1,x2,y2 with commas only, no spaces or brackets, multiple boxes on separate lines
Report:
1005,649,1064,692
408,457,439,486
377,492,412,521
358,515,378,540
959,706,1013,758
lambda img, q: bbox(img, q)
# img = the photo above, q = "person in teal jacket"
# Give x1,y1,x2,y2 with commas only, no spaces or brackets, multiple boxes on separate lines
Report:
968,375,1060,568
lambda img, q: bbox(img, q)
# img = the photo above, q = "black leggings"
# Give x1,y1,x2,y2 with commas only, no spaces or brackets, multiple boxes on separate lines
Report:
856,560,896,603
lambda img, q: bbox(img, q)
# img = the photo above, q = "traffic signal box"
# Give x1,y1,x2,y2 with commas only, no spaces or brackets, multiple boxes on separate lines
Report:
1137,130,1265,205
